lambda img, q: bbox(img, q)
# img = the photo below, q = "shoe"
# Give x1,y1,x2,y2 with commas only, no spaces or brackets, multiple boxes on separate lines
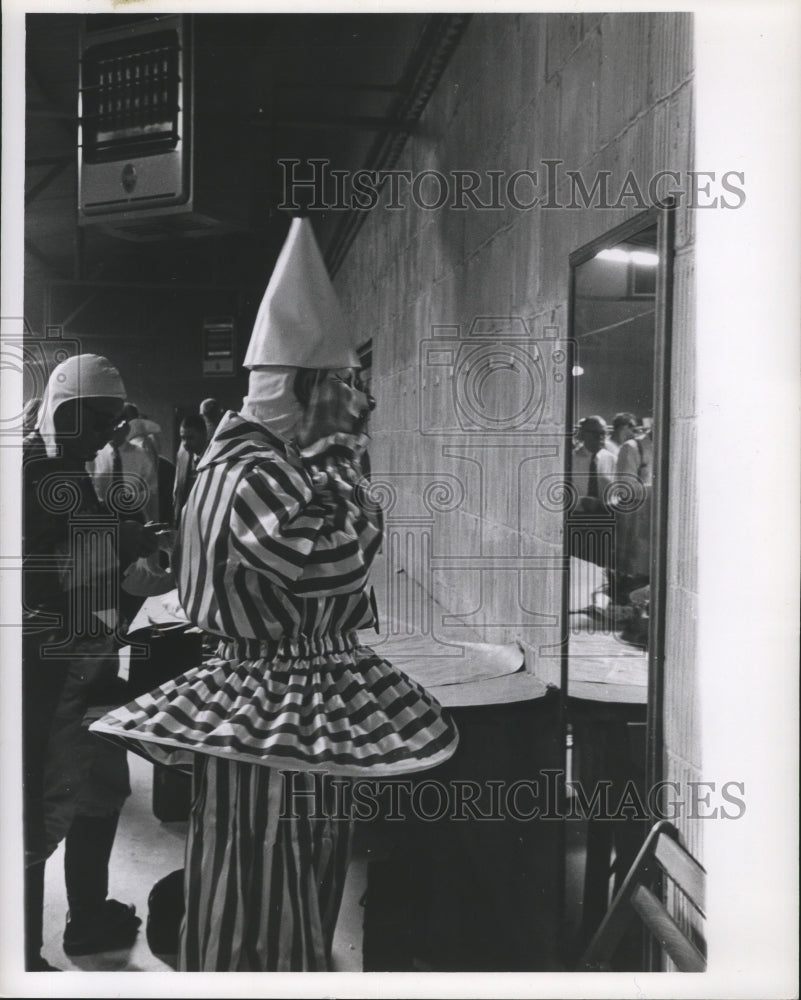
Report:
27,953,61,971
63,899,142,956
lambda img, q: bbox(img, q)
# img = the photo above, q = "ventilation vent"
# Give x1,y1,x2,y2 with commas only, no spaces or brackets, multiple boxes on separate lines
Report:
78,14,252,241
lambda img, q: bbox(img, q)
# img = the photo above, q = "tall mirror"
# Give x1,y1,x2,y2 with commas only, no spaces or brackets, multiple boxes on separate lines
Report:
562,208,673,968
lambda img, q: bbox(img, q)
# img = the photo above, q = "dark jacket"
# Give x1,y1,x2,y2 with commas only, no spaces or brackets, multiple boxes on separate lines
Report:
22,432,130,863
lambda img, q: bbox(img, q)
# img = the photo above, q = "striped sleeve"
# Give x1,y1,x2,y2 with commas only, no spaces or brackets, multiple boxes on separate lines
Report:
230,458,381,598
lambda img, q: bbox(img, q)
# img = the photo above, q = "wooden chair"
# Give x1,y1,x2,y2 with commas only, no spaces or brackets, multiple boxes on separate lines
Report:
579,819,706,972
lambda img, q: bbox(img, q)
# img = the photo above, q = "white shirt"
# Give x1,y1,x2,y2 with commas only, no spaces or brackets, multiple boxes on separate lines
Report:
571,444,617,502
88,439,160,521
616,435,653,488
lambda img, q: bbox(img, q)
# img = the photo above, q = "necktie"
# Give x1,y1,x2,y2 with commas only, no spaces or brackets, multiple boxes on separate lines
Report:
112,445,123,488
588,452,600,499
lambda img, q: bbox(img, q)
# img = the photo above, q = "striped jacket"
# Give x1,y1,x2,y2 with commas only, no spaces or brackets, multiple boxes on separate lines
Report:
175,411,381,643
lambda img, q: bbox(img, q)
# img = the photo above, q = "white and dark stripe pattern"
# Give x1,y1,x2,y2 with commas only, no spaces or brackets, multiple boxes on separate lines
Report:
179,757,352,971
176,413,382,640
93,639,458,776
91,412,459,777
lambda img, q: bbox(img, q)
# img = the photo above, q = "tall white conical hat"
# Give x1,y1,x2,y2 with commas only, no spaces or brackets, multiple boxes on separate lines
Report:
244,217,359,369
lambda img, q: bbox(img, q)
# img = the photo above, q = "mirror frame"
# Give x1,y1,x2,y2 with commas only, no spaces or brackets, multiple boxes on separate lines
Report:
562,201,675,806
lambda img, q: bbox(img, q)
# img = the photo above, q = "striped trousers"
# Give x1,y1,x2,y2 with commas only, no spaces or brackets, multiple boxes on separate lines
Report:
179,756,353,971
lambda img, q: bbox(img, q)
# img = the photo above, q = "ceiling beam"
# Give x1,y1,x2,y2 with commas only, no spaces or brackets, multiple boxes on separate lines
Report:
326,14,472,275
261,113,418,134
25,159,72,207
278,81,401,94
26,155,74,168
26,106,77,122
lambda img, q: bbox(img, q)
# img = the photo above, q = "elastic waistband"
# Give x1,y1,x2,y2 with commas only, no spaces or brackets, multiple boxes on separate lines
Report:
216,631,359,662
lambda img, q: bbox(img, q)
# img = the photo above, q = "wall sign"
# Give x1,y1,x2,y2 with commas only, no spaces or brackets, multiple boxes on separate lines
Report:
202,317,235,376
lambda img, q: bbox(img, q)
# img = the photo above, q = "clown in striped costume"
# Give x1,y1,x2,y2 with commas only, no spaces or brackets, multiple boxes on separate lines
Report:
91,219,459,970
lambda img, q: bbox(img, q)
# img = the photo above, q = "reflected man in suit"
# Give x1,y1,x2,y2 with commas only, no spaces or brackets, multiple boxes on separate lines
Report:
572,415,616,515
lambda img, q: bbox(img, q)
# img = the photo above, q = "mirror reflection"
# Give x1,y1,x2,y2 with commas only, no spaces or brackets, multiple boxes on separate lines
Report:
564,221,660,966
568,223,657,657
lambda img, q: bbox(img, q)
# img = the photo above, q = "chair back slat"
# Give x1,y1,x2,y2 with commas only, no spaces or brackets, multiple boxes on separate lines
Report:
577,820,706,972
654,829,706,914
630,884,706,972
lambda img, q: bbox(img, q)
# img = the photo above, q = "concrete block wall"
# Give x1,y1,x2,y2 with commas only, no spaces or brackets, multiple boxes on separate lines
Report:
336,10,699,866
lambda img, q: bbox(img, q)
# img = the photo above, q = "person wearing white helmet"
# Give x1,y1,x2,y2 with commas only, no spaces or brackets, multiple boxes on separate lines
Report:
23,354,166,969
93,218,459,972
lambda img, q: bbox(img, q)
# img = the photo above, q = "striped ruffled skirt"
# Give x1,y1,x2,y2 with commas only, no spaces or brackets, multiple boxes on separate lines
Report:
90,632,459,777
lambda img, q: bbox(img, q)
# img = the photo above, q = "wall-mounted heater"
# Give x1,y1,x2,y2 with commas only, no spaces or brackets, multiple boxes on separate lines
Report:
78,14,252,241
